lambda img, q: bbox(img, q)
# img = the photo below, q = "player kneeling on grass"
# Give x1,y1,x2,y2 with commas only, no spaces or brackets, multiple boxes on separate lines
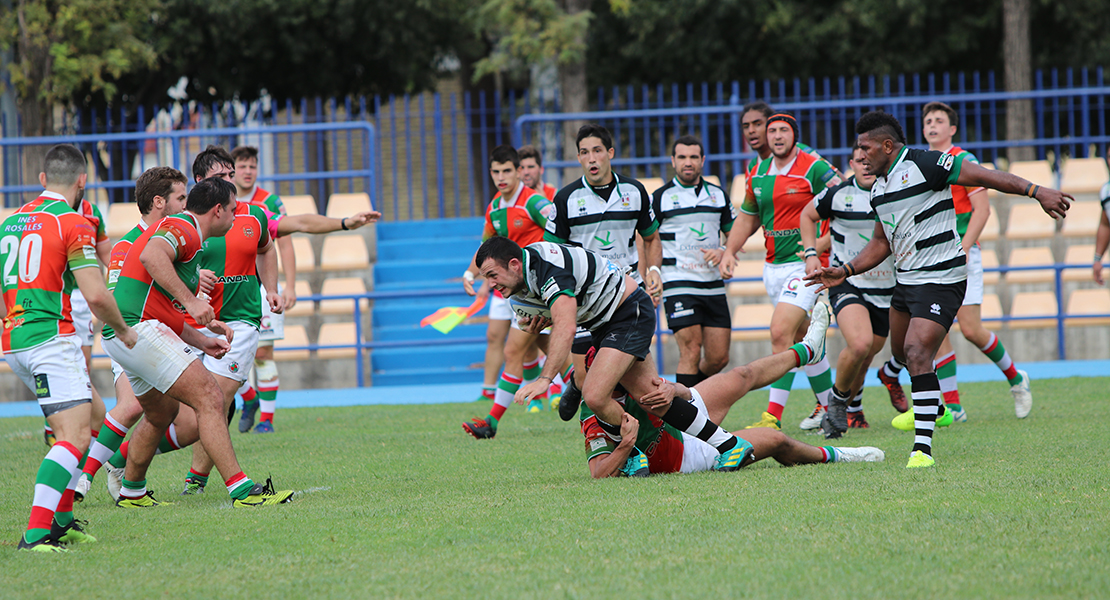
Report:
580,302,884,477
475,236,754,474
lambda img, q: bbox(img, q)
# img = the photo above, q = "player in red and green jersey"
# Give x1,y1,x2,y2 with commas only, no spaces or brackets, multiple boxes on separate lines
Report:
76,167,197,503
461,145,566,438
228,144,379,433
3,145,138,551
102,177,293,508
720,113,842,430
740,101,840,177
519,144,558,201
582,304,883,478
880,101,1030,422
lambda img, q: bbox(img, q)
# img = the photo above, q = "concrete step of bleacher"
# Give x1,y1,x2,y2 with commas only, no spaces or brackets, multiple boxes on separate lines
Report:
377,236,481,262
371,342,486,371
376,217,482,241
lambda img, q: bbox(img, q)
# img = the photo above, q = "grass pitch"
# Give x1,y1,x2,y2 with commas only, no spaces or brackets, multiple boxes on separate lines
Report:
0,377,1108,599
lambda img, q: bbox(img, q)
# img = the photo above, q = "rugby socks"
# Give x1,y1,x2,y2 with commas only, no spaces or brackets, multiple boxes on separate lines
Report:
804,357,834,408
225,472,256,500
107,424,182,470
675,373,700,387
53,468,80,528
119,478,148,500
256,359,280,423
848,391,864,413
980,332,1023,386
594,416,623,443
82,414,129,479
767,371,796,420
185,468,209,487
789,342,813,367
25,441,82,544
935,351,961,407
478,386,496,402
820,447,840,463
522,357,547,402
240,382,259,409
910,373,942,456
882,356,906,381
489,372,521,427
661,391,739,454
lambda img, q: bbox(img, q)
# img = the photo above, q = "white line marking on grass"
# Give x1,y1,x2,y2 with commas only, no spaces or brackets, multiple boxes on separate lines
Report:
4,430,38,440
296,486,331,494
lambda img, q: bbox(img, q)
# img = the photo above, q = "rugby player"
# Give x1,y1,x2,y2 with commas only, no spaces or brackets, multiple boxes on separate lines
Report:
801,144,900,435
3,144,138,551
806,111,1071,468
581,306,884,478
720,113,841,430
476,236,750,475
1094,154,1110,284
519,145,558,201
652,135,734,388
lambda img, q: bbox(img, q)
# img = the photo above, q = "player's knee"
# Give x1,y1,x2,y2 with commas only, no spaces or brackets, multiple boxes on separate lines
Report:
768,322,797,349
843,338,870,362
254,359,278,382
903,342,935,373
704,352,729,375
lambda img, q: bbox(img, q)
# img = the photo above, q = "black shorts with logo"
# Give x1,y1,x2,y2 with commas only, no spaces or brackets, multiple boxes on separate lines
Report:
662,293,731,332
889,280,967,330
829,281,891,338
585,288,657,359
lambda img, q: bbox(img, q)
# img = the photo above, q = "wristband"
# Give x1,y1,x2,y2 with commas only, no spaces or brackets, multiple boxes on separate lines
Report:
843,262,856,277
1027,184,1040,199
1096,254,1104,263
538,375,554,383
647,265,662,275
462,271,475,283
804,247,818,259
341,217,349,230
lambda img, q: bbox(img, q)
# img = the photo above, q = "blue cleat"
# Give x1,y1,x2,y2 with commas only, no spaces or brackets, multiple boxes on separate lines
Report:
253,420,274,434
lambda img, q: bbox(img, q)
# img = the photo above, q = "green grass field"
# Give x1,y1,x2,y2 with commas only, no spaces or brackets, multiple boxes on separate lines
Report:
1,377,1108,599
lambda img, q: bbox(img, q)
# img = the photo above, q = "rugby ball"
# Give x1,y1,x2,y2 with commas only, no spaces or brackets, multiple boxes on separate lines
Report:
508,295,552,320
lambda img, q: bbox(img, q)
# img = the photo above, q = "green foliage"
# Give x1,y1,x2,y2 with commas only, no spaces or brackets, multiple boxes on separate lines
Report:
0,377,1108,598
471,0,594,82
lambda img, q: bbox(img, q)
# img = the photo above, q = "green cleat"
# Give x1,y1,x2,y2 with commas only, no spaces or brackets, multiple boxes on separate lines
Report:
116,490,173,508
233,477,294,507
906,450,935,468
18,535,67,553
51,518,97,545
181,476,206,496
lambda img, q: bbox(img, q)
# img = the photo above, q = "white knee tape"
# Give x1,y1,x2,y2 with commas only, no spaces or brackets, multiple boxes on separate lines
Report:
254,359,278,382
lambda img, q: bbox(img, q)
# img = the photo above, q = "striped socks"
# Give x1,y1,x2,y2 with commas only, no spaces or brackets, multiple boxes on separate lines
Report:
980,332,1022,386
83,414,129,479
910,373,942,456
25,441,82,544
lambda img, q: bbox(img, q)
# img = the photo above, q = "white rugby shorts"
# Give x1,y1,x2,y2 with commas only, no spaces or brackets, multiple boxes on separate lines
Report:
103,320,199,397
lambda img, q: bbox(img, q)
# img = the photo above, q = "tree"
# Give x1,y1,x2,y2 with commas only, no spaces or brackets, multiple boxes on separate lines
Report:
0,0,157,186
1003,0,1034,161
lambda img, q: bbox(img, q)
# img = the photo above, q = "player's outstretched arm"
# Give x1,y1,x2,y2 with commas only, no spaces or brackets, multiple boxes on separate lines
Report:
805,221,890,292
956,161,1072,219
74,268,136,348
276,211,380,235
140,240,214,326
587,414,640,479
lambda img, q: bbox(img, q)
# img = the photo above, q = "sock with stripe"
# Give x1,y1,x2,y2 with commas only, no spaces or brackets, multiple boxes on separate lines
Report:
522,357,547,401
488,372,521,428
767,370,796,420
820,446,840,463
935,351,961,407
910,373,942,456
185,468,210,486
804,357,834,408
979,332,1022,386
225,472,256,500
156,424,182,455
258,378,278,424
479,386,495,401
883,356,906,380
661,392,739,454
848,390,864,413
53,466,81,528
594,415,623,443
120,477,147,500
240,381,258,406
82,414,130,479
24,441,82,544
789,342,812,367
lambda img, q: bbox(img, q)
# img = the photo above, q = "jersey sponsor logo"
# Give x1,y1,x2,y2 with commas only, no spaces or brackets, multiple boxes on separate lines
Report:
619,193,631,208
766,228,800,238
82,246,97,260
218,275,252,284
589,438,608,452
593,231,615,250
544,219,557,234
669,193,681,208
33,373,50,399
844,194,854,210
937,153,955,171
108,270,120,285
689,224,708,241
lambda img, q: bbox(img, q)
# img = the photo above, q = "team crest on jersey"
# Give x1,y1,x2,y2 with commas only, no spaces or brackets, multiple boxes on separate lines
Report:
670,193,681,208
243,226,255,239
620,193,631,208
577,197,588,214
513,218,523,229
229,361,240,374
785,187,800,195
845,194,853,209
900,170,911,186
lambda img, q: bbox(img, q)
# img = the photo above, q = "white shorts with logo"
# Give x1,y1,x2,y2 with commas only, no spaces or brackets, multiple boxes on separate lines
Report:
5,335,93,409
489,293,512,321
763,262,820,311
679,433,719,474
258,284,285,344
103,320,199,397
195,321,259,383
963,245,984,306
70,289,95,346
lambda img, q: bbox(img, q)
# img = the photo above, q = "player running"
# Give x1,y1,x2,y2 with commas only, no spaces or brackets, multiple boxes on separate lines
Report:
461,145,561,438
581,303,884,478
3,144,138,552
101,177,294,505
720,113,841,430
806,111,1070,468
800,144,900,436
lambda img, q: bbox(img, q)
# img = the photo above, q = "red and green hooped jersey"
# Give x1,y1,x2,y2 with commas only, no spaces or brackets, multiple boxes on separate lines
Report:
103,212,205,339
742,151,839,264
580,393,684,474
482,183,554,246
944,146,983,240
76,199,108,245
0,194,100,352
106,222,147,293
186,203,271,328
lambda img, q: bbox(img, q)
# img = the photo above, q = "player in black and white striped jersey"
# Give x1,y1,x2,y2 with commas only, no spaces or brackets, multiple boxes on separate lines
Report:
806,111,1071,468
474,236,755,474
801,144,898,434
653,135,735,389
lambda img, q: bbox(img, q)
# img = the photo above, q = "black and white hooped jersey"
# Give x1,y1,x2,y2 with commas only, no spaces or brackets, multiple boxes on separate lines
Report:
517,242,628,331
544,172,659,284
870,147,968,285
813,176,895,307
652,177,735,298
1100,181,1110,218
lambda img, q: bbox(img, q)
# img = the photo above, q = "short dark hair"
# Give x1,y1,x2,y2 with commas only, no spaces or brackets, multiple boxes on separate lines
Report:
135,167,188,215
576,124,613,151
475,235,523,270
855,111,906,145
43,144,86,187
192,145,234,181
186,177,236,214
671,135,704,157
518,145,542,167
741,101,773,120
230,145,259,163
489,144,520,168
922,101,959,128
